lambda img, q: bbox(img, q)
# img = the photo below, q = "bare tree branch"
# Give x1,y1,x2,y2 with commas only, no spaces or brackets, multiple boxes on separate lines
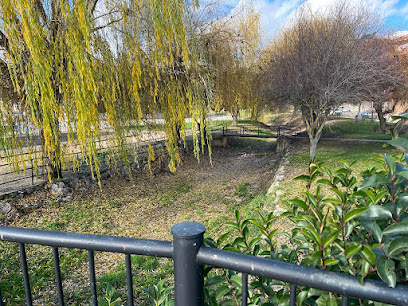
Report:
34,0,48,24
264,1,403,158
0,30,9,51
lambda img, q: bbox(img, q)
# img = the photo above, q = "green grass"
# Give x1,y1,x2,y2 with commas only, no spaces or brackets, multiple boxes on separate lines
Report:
279,140,399,202
159,179,192,206
323,118,391,140
290,141,395,169
235,182,251,197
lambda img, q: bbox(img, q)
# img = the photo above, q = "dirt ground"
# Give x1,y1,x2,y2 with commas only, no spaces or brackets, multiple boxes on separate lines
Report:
1,137,282,304
10,138,279,238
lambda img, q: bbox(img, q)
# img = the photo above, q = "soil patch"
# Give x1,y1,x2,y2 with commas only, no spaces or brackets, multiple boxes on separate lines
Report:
1,138,281,304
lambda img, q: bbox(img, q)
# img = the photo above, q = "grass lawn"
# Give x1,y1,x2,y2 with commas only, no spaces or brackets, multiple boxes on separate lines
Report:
323,118,391,140
277,139,399,202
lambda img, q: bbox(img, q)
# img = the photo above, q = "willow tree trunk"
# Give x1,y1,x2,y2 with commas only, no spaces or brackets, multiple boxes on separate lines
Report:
231,104,239,126
41,117,62,180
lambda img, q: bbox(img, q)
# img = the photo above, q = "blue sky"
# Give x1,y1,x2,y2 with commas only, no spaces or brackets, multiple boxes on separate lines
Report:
222,0,408,40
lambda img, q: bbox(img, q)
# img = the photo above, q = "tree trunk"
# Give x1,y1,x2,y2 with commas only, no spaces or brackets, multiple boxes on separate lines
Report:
302,104,325,161
292,104,300,117
374,103,387,133
355,102,362,122
231,104,239,126
41,118,62,180
308,133,321,161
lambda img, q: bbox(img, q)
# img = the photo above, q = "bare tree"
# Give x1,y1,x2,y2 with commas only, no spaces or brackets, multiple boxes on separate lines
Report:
370,36,408,136
264,1,403,159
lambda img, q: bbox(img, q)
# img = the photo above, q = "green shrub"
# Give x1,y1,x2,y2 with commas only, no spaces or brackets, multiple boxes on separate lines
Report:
148,138,408,305
202,142,408,305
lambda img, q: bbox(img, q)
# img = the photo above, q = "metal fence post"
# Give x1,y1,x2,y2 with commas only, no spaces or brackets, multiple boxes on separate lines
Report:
31,159,34,185
171,222,205,306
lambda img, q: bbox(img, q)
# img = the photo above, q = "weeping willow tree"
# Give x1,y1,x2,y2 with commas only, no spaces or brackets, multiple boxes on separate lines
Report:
0,0,210,180
209,2,262,126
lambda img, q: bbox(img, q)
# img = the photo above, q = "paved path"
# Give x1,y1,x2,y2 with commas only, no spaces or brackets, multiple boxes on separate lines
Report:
287,136,390,143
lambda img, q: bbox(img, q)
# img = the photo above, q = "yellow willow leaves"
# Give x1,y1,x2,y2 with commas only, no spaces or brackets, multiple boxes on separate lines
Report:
0,0,210,180
210,2,262,119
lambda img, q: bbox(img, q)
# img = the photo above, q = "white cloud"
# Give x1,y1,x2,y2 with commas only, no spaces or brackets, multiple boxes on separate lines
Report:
218,0,408,43
226,0,303,41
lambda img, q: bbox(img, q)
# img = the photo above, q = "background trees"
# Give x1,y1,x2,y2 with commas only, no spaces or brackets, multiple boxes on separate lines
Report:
265,3,404,160
208,3,263,126
371,35,408,136
0,0,209,178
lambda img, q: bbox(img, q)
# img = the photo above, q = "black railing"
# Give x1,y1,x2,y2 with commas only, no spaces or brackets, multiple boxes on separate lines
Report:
220,124,302,138
1,222,408,305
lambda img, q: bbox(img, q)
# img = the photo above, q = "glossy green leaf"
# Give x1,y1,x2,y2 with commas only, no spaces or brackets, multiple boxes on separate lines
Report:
360,245,376,266
388,137,408,150
358,205,393,220
205,276,225,286
392,114,408,120
383,221,408,236
215,284,230,300
396,197,408,216
220,300,236,306
289,198,308,210
360,221,383,243
346,244,362,257
324,258,339,266
229,274,242,288
323,230,340,248
317,178,333,186
344,208,366,223
217,232,231,245
225,222,239,230
376,256,396,288
384,155,396,173
296,291,308,305
330,188,345,203
294,175,311,181
358,261,371,285
311,250,322,260
304,226,322,245
406,254,408,280
397,170,408,180
358,175,389,190
388,237,408,256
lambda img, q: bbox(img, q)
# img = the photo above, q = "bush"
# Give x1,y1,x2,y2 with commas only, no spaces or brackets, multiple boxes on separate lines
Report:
147,139,408,305
203,147,408,305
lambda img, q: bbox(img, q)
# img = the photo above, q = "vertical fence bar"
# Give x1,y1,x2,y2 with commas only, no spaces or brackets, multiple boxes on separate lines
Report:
0,285,3,306
31,159,34,185
53,247,64,306
289,283,296,306
19,243,33,306
171,222,205,306
342,295,349,306
125,254,134,306
241,273,248,306
88,250,98,306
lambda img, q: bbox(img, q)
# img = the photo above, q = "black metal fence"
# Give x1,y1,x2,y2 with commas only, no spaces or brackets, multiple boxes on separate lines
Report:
1,222,408,305
220,124,303,138
0,134,167,198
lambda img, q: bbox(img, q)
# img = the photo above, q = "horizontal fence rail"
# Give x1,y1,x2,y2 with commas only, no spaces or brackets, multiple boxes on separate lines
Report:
1,222,408,305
